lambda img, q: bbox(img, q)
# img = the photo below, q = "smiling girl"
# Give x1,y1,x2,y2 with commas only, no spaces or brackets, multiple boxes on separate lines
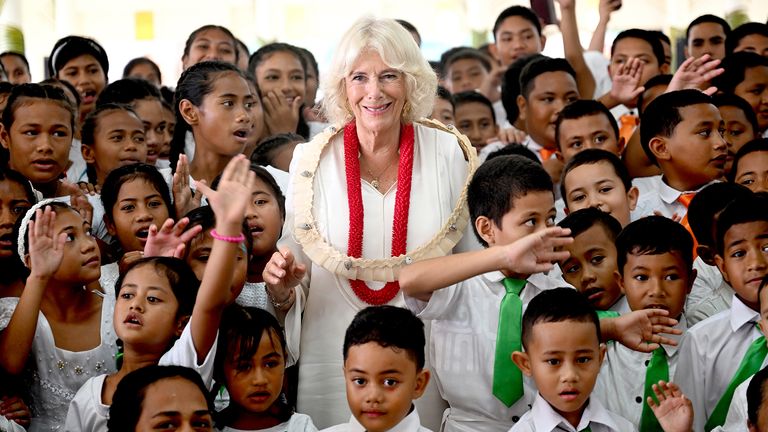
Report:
48,36,109,121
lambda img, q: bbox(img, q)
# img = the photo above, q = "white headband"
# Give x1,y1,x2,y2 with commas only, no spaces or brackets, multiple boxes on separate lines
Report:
17,198,60,267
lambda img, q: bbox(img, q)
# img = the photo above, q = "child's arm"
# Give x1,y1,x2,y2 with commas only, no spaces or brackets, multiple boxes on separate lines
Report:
588,0,620,52
665,55,723,95
647,381,694,432
556,0,596,99
597,57,645,110
0,208,66,374
399,227,571,302
600,309,682,352
188,155,255,363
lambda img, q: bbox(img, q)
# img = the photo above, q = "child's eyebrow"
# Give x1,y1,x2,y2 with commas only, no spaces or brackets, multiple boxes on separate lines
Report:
377,369,404,375
262,352,282,359
57,225,75,234
252,190,272,196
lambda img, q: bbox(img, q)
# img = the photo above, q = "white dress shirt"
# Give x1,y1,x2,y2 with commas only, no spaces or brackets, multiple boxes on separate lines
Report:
321,407,431,432
632,175,714,219
509,393,635,432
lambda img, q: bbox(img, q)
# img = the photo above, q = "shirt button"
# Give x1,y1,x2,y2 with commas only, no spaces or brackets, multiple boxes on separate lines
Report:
645,360,650,366
636,396,643,403
512,416,520,423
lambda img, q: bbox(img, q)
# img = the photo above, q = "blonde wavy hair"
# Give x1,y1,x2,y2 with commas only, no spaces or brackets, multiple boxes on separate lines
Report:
321,17,437,125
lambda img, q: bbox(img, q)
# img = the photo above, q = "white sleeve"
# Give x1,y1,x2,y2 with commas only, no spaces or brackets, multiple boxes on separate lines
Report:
409,282,463,320
159,316,218,390
288,412,319,432
0,417,25,432
674,332,708,432
64,382,90,432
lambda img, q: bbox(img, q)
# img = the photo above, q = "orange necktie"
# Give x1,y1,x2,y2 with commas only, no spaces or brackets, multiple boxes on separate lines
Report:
539,148,557,162
677,192,698,259
619,114,639,146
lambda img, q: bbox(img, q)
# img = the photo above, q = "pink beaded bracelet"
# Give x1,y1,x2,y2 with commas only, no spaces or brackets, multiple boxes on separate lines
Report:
210,229,245,243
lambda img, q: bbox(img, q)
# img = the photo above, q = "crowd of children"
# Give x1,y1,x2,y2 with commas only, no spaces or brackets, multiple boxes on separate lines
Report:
0,2,766,431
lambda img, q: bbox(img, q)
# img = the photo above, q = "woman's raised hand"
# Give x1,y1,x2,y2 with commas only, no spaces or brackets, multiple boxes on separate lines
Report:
195,154,255,227
27,207,66,280
263,248,306,300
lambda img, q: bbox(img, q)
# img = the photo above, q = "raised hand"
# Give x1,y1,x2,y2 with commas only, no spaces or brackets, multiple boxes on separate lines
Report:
263,91,302,135
501,227,572,275
648,381,694,432
196,154,255,227
598,0,622,22
173,154,201,217
263,248,306,303
0,395,31,428
27,207,67,279
609,57,645,105
667,54,723,95
610,309,682,352
143,217,204,258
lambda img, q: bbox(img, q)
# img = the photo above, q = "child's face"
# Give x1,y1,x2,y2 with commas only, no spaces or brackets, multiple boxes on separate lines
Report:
83,110,147,185
518,72,579,148
430,97,454,125
557,114,621,163
686,22,727,60
135,377,213,431
652,103,726,190
0,55,30,85
2,100,72,185
187,228,248,298
455,101,499,150
245,176,283,258
133,98,168,165
619,252,692,319
734,34,768,58
493,16,544,67
58,54,106,116
720,105,757,174
255,51,306,105
126,63,160,87
481,190,556,250
50,208,101,284
734,150,768,193
183,28,237,69
0,180,32,259
160,108,175,158
716,221,768,310
515,320,604,428
559,225,622,310
106,178,171,253
245,83,265,150
609,38,663,100
344,342,429,432
734,66,768,132
224,330,286,416
446,58,490,94
563,161,637,227
114,263,182,350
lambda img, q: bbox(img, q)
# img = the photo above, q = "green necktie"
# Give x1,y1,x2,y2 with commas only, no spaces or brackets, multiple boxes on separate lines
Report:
705,333,768,431
596,310,620,319
639,348,669,432
579,427,592,432
492,277,526,407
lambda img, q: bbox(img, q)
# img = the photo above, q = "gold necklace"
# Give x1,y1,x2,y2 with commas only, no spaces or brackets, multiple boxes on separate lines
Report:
361,155,396,191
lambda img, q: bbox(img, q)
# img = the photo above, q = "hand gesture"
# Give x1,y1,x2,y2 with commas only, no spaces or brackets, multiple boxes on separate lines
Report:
501,227,572,274
173,154,202,217
555,0,574,12
76,181,100,196
653,210,682,223
648,381,694,432
143,217,204,258
497,127,527,145
27,207,66,279
0,395,31,428
196,154,255,227
598,0,621,22
667,54,723,96
609,57,645,105
612,309,682,352
263,91,302,135
263,248,306,301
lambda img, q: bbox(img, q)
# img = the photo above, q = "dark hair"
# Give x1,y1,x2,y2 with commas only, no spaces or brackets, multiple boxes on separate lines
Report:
746,365,768,428
501,53,547,124
80,103,143,184
343,306,425,370
443,48,493,77
713,93,759,137
521,287,600,350
101,163,175,225
182,25,239,64
115,257,199,314
560,149,632,202
687,182,753,247
48,35,109,77
107,365,213,432
122,57,162,84
558,207,622,242
686,14,731,43
652,30,671,47
0,81,14,96
712,52,768,94
637,74,672,115
615,216,694,276
96,78,161,107
0,166,36,279
213,305,291,422
640,89,713,165
730,138,768,183
250,134,303,171
0,51,29,72
469,155,553,247
181,205,254,260
485,143,540,163
554,99,619,150
436,85,454,108
396,19,421,45
493,6,542,39
438,47,470,80
611,29,665,69
295,46,319,79
453,91,497,125
727,22,768,54
39,78,82,108
716,194,768,256
169,61,246,171
235,38,249,61
519,57,576,100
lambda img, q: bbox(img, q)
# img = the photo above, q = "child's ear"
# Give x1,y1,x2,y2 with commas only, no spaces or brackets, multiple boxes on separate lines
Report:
179,99,199,126
488,43,500,63
598,342,607,365
686,268,697,295
626,186,639,211
175,315,191,337
511,351,532,376
555,150,564,163
616,136,626,155
516,95,527,123
714,253,730,284
81,143,96,164
614,270,626,294
648,136,670,162
697,245,716,266
0,123,9,150
475,216,496,246
412,368,431,399
539,34,547,50
104,214,116,237
660,63,670,75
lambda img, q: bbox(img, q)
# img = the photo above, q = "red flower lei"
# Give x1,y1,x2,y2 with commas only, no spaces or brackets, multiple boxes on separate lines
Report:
343,121,414,305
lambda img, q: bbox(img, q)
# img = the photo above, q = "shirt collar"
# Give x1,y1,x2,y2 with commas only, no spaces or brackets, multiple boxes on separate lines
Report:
345,406,422,432
530,393,622,432
662,314,688,357
658,177,718,204
523,135,543,153
730,295,761,332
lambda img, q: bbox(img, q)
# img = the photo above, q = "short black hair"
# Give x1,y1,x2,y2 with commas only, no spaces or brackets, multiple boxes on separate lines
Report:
712,52,768,94
485,143,540,163
521,287,600,350
122,57,162,84
493,6,542,40
443,48,493,77
715,194,768,256
558,207,622,242
637,74,672,115
96,77,162,107
501,53,546,124
436,85,454,108
395,19,421,45
519,56,576,100
687,182,754,247
747,364,768,428
343,306,425,370
468,155,553,247
439,46,471,80
713,93,759,137
554,99,619,150
729,138,768,183
0,51,29,71
640,89,714,165
453,90,497,125
652,30,671,47
727,22,768,54
611,29,665,68
686,14,731,43
615,216,694,276
560,149,632,202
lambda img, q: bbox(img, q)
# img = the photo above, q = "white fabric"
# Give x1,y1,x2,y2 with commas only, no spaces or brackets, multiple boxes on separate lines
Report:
584,51,612,100
521,136,544,161
0,416,25,432
283,123,474,428
492,100,512,130
217,413,318,432
321,407,431,432
509,393,635,432
308,121,330,139
65,138,86,183
686,278,734,327
632,175,715,219
608,296,630,315
687,256,726,310
674,296,762,431
0,292,116,432
158,315,219,389
478,141,506,164
405,271,560,432
63,374,109,432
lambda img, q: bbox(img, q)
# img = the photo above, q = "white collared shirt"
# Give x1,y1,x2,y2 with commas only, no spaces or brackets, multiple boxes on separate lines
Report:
607,296,630,315
719,357,768,432
509,393,635,432
686,278,733,328
594,316,687,426
522,136,545,161
687,256,727,311
405,271,562,432
320,407,431,432
632,175,715,219
674,296,762,431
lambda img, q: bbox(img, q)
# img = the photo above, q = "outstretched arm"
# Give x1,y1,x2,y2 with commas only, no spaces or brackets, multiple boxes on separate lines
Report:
588,0,621,52
556,0,596,99
601,309,682,352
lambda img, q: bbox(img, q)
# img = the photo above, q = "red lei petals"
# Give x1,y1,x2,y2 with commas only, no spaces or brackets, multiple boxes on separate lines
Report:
343,121,415,305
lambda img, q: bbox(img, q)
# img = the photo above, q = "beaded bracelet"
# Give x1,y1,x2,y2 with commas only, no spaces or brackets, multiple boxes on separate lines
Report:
210,229,245,243
267,287,295,311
